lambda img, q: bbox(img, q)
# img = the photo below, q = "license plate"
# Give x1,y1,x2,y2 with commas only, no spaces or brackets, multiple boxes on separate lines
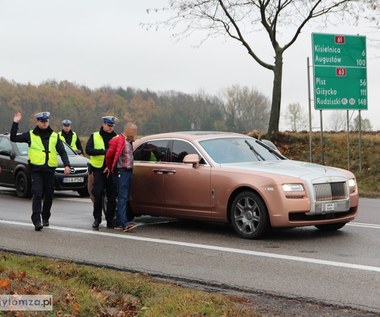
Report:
323,203,335,212
63,177,84,183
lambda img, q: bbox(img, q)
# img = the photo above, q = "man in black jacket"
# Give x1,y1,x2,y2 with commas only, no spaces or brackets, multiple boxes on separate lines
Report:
85,116,117,229
11,111,71,231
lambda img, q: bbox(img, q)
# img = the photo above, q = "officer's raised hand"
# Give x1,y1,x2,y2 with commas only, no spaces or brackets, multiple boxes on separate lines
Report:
13,112,22,123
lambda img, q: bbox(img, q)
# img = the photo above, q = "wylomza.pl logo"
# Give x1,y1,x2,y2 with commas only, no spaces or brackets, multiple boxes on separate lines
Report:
0,295,53,311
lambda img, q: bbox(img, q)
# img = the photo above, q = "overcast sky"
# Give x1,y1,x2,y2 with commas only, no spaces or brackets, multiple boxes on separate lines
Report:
1,0,380,130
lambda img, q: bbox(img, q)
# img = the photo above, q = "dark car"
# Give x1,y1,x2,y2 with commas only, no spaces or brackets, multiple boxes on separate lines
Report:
0,133,89,198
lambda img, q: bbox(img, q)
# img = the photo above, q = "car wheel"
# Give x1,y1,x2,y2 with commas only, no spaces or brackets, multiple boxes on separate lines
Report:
315,222,347,231
230,191,270,239
77,187,90,197
102,193,107,218
126,202,135,222
102,195,135,221
15,171,31,198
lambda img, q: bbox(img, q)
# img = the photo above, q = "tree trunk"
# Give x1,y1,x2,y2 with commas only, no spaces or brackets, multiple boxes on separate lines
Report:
267,52,283,136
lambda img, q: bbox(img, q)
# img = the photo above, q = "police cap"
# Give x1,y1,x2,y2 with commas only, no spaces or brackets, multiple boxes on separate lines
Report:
102,116,117,126
34,112,50,121
62,119,72,126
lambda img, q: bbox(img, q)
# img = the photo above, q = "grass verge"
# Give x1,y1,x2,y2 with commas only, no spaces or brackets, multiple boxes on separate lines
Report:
0,251,259,317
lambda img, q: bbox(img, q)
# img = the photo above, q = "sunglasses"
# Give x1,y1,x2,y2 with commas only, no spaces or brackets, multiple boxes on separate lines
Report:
38,119,48,123
63,124,71,127
106,123,115,127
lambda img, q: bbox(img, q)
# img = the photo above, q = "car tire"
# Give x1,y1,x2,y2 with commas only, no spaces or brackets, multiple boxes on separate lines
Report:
126,202,135,222
230,191,270,239
315,222,347,231
102,195,135,221
15,171,32,198
77,187,90,197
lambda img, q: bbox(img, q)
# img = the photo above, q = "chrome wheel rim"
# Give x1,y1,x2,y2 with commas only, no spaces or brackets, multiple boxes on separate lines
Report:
233,196,261,235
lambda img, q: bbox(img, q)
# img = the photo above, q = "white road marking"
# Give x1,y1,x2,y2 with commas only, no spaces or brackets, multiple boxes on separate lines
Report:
1,220,380,273
347,222,380,229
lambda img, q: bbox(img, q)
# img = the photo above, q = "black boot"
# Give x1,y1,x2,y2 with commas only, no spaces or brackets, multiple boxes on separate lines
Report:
92,219,101,229
34,222,43,231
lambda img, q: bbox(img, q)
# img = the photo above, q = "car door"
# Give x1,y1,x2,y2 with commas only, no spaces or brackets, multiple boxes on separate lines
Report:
131,139,170,215
163,140,213,219
0,136,17,185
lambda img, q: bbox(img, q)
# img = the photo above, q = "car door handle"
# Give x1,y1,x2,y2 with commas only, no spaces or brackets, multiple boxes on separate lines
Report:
153,169,176,174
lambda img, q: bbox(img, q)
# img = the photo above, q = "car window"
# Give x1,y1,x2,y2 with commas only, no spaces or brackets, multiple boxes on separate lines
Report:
134,140,170,162
14,142,29,155
200,137,280,163
0,137,13,153
252,139,284,160
171,140,205,164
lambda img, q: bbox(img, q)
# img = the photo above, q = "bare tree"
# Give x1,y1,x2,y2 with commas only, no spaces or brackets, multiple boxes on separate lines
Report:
350,115,373,131
148,0,379,135
328,110,346,131
284,103,307,132
222,85,270,132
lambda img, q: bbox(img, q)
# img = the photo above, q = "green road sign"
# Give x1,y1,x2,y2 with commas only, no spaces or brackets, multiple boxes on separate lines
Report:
312,33,367,110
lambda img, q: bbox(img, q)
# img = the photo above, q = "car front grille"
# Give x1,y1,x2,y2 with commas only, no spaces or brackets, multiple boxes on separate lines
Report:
55,167,87,175
314,182,347,201
289,209,355,221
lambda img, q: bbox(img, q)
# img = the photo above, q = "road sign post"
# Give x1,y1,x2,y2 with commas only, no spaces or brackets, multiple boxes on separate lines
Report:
312,33,367,110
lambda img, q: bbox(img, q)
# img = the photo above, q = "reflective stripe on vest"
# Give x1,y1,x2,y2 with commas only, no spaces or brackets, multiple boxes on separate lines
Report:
58,131,78,150
89,132,105,168
28,131,59,167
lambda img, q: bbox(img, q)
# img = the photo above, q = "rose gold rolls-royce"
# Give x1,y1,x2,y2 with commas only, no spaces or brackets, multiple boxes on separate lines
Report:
129,131,358,239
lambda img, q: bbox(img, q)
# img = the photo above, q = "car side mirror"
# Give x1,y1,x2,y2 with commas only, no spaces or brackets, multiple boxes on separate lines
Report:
0,150,13,158
182,154,200,168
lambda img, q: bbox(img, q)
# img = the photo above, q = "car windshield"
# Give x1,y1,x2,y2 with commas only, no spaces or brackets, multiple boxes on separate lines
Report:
200,137,282,164
15,142,29,155
15,141,77,156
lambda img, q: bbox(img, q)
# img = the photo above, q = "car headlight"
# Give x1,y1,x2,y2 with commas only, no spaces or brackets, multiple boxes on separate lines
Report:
282,184,304,192
348,178,357,194
282,183,306,198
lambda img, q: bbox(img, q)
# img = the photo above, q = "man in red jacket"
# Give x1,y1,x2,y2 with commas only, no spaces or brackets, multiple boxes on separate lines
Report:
105,122,138,232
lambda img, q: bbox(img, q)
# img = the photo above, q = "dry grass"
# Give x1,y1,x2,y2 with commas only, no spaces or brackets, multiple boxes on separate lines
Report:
0,252,260,317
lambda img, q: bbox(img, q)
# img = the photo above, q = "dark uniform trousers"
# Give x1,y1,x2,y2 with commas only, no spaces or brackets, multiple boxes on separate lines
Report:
92,169,117,223
31,171,55,225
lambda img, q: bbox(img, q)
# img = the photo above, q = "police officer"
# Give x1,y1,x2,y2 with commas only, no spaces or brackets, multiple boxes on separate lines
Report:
85,116,117,229
10,111,71,231
58,119,84,154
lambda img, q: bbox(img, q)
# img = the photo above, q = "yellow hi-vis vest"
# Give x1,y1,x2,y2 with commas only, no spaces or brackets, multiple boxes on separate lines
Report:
89,132,105,168
58,131,78,150
28,131,59,167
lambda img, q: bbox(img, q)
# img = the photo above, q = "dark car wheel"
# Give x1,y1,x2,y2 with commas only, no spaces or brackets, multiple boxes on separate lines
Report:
315,222,347,231
126,202,135,222
15,171,32,198
230,191,270,239
77,187,90,197
102,194,135,221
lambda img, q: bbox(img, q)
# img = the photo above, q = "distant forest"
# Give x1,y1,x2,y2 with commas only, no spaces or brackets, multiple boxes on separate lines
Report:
0,78,270,137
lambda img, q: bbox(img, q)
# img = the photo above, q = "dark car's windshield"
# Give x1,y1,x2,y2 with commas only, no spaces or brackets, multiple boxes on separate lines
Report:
15,142,29,155
15,141,77,156
200,137,282,164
